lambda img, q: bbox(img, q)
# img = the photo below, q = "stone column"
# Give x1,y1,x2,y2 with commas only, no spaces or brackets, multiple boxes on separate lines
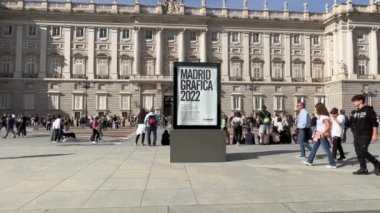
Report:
39,25,47,78
221,31,229,79
15,25,23,78
333,29,340,78
63,26,71,79
87,27,95,79
242,32,250,81
304,34,311,81
263,33,271,81
200,30,207,63
325,34,331,78
110,28,118,79
284,34,291,81
177,29,186,62
370,27,379,76
346,26,354,78
133,27,141,75
156,28,163,75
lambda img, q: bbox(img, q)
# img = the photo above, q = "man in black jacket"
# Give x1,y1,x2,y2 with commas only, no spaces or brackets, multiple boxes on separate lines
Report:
351,95,380,176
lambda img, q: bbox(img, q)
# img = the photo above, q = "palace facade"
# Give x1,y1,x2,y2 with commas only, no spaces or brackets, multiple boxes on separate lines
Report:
0,0,380,118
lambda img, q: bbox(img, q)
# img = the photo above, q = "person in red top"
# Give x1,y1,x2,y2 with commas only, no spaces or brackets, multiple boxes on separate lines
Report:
90,117,101,143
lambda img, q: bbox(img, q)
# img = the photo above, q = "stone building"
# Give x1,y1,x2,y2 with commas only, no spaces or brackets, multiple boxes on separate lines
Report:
0,0,379,118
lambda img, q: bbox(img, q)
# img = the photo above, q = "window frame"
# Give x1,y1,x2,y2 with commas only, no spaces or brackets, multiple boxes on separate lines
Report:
23,93,35,110
253,96,263,111
120,59,132,77
274,96,284,111
189,31,197,43
98,28,108,40
272,33,281,45
272,62,283,79
0,94,10,109
97,95,108,110
357,31,365,41
75,27,85,40
252,33,260,44
73,95,84,110
312,35,320,46
120,95,131,111
51,26,61,39
145,30,153,41
292,34,301,45
167,31,176,43
27,25,37,38
230,32,240,44
1,56,12,74
48,94,60,110
3,25,13,37
231,96,242,111
210,31,220,43
358,60,367,76
121,29,131,41
143,95,154,111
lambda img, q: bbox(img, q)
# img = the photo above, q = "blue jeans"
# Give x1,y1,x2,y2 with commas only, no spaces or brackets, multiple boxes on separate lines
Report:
308,137,336,166
146,126,157,145
298,129,312,157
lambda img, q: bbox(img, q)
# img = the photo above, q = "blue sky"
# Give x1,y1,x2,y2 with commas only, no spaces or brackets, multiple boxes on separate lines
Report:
63,0,371,12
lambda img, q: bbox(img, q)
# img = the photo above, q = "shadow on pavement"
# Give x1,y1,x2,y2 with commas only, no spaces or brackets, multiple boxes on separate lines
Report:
0,153,74,160
227,150,300,161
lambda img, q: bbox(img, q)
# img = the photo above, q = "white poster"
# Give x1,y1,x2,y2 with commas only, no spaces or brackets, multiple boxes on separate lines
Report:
176,66,218,126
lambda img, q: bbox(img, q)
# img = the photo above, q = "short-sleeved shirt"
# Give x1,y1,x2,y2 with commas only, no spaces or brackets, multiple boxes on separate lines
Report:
331,115,345,137
316,115,330,133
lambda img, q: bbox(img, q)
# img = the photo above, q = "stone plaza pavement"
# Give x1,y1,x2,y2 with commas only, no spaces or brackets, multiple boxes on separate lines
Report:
0,129,380,213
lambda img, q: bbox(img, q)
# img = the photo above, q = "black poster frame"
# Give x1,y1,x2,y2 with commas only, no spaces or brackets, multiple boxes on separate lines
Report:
173,62,221,130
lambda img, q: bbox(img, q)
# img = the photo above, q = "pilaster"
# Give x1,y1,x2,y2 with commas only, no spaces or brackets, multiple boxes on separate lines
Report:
304,34,311,81
39,25,47,78
370,27,379,77
110,28,118,79
346,26,355,79
242,33,250,81
15,25,23,78
263,33,271,81
89,1,95,12
284,34,291,81
199,30,207,63
156,28,163,75
177,29,186,62
325,34,332,78
63,26,71,79
111,1,118,14
87,27,95,79
221,31,229,80
133,27,141,75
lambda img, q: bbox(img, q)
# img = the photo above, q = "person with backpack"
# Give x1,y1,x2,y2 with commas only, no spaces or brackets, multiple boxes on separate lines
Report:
258,106,272,144
231,111,243,145
144,108,160,146
351,95,379,176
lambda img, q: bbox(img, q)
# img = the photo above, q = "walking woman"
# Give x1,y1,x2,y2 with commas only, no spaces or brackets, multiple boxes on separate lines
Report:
302,103,337,169
135,108,146,146
221,114,231,145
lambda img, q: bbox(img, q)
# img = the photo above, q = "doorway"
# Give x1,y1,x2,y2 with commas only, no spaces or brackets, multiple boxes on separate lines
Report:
163,96,173,117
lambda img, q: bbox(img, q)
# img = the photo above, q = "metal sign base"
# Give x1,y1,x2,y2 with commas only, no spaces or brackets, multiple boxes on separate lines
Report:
170,130,226,163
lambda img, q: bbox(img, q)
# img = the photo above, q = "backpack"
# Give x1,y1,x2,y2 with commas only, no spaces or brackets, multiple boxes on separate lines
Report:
233,118,242,128
262,112,270,125
148,115,157,126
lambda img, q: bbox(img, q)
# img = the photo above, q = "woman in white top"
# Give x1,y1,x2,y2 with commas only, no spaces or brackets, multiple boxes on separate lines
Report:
231,111,243,145
302,103,337,169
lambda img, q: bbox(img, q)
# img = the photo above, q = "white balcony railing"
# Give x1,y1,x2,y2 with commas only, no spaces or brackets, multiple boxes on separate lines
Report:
119,5,135,13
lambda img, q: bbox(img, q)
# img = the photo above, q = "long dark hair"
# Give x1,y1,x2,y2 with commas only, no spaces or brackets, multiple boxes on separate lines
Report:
315,103,329,116
137,108,146,120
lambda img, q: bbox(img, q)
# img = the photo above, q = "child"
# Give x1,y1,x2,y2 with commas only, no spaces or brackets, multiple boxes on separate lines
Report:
161,130,170,146
245,128,255,145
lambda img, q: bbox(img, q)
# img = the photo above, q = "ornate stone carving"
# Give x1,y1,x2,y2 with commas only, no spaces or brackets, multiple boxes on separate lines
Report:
243,0,248,9
284,1,288,11
222,0,227,8
263,0,268,10
165,0,180,14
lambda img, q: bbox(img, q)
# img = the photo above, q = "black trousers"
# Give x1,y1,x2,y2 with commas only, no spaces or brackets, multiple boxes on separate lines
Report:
332,137,345,159
135,133,145,144
354,134,380,169
233,126,243,144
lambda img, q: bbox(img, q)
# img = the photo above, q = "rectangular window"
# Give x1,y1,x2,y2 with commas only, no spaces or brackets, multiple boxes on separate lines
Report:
73,95,83,110
52,26,61,37
231,32,240,43
312,35,320,45
357,31,365,41
48,94,59,110
167,31,176,42
231,96,241,111
97,95,107,110
274,96,284,111
120,60,132,76
211,32,219,42
1,56,11,73
26,57,35,74
76,27,84,38
253,96,262,111
358,60,367,75
293,34,301,45
27,26,36,37
121,95,131,110
272,34,281,44
145,30,153,41
145,60,155,76
292,63,304,79
97,60,108,77
24,94,35,110
252,63,263,79
273,63,283,79
74,59,84,75
0,94,9,109
189,31,197,42
230,62,242,79
3,25,13,37
99,28,107,39
252,33,260,43
50,58,61,76
313,64,323,79
122,29,131,40
143,95,154,111
314,96,325,104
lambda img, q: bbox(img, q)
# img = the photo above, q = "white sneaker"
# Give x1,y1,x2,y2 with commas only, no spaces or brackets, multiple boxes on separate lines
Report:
325,165,337,169
62,139,67,142
92,141,96,144
302,160,313,166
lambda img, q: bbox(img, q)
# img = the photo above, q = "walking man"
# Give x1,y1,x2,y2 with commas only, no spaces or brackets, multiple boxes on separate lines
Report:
296,102,313,159
258,106,271,144
144,108,160,146
52,115,62,143
351,95,380,176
